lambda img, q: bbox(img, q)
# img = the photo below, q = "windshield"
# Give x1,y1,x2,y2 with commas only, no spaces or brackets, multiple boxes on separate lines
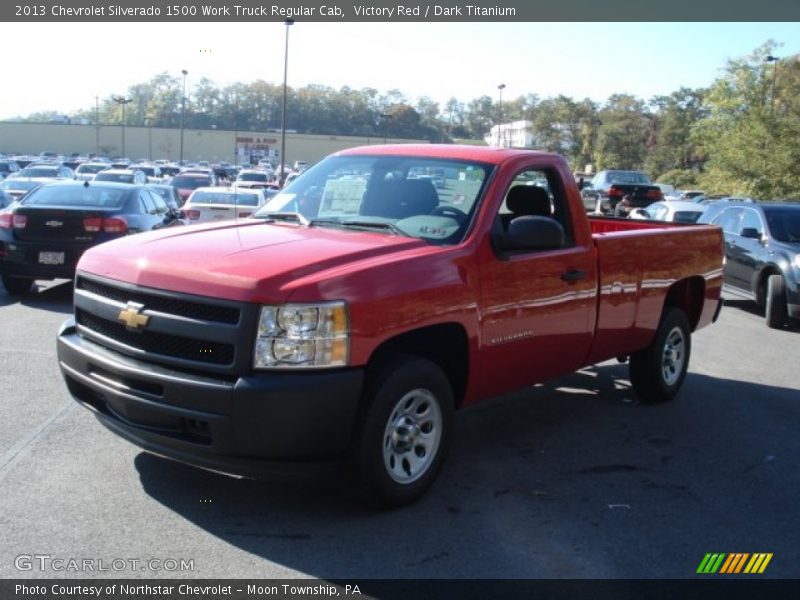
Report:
76,164,107,174
171,175,210,188
238,172,268,182
95,172,134,183
255,154,492,244
19,167,58,178
190,191,260,206
764,207,800,243
0,180,39,192
607,171,651,184
22,184,127,208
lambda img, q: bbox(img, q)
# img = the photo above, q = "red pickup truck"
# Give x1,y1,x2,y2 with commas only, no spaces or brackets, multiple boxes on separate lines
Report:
57,145,724,506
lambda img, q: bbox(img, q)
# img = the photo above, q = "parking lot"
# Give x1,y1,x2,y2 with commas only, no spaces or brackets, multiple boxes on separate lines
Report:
1,281,798,579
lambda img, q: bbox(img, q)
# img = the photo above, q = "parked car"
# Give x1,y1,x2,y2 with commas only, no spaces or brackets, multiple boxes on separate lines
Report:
698,201,800,328
0,160,21,181
580,169,662,215
93,169,147,185
134,165,163,182
169,173,215,203
182,187,266,223
0,190,13,210
235,169,273,186
74,162,110,182
0,179,43,203
0,181,183,294
148,184,183,210
14,164,75,180
629,200,706,224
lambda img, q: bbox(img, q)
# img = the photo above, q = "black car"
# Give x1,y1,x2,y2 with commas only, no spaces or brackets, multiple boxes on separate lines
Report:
0,181,183,294
698,201,800,328
0,160,20,180
148,183,182,210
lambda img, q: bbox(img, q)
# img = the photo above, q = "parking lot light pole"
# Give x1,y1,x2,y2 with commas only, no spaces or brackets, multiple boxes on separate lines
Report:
765,55,779,117
497,83,506,147
112,96,132,158
381,113,392,144
280,19,294,186
95,95,100,156
145,118,152,160
179,69,188,164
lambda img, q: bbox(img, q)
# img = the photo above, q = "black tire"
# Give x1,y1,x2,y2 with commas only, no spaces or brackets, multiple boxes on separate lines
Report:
629,307,691,404
765,274,788,329
356,356,454,507
1,274,33,295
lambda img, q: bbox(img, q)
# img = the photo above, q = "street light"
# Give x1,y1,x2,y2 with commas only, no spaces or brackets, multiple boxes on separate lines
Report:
497,83,506,147
380,113,392,143
279,19,294,186
112,96,132,158
145,117,152,160
179,69,188,164
765,55,779,116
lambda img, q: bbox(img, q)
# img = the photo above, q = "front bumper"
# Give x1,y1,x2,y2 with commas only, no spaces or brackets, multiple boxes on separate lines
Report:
57,318,364,480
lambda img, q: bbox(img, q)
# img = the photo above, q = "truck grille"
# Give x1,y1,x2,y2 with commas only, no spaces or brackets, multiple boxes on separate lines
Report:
76,309,235,366
76,276,240,324
73,273,257,375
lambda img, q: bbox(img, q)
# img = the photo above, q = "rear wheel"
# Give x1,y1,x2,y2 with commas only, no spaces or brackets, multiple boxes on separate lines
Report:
1,275,34,295
629,307,691,404
765,274,788,329
356,356,453,507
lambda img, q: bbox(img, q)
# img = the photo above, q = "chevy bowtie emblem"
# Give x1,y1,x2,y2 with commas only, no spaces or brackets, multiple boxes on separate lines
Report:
118,302,149,330
45,220,63,227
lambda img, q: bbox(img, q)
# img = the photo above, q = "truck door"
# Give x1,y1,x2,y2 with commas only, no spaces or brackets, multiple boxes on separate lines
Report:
477,166,596,397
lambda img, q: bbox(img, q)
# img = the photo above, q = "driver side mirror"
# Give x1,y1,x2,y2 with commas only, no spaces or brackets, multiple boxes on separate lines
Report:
740,227,763,241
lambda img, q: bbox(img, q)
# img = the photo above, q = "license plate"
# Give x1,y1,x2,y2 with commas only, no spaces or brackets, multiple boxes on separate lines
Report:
38,251,65,265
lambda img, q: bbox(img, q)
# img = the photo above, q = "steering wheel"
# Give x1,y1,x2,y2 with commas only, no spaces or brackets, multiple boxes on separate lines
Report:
430,205,467,223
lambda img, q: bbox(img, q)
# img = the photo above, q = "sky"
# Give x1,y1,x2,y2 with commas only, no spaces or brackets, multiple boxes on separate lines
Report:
1,21,799,119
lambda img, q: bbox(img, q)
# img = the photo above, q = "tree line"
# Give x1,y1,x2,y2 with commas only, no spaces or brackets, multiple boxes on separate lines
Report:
19,42,800,199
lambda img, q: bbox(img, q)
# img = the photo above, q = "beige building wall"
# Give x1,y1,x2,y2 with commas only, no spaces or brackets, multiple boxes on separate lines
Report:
0,123,423,165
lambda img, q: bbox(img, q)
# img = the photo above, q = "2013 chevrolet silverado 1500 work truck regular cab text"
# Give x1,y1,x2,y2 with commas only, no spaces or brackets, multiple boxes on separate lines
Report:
57,145,724,506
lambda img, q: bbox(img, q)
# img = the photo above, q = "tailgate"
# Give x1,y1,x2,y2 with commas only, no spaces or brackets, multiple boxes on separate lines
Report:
610,184,662,207
585,223,724,365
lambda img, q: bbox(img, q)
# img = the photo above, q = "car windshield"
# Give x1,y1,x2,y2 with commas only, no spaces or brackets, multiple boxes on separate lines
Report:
673,211,703,223
190,191,260,206
238,172,268,182
764,207,800,243
95,172,134,183
76,164,107,174
0,180,39,191
22,184,127,208
255,154,493,244
19,167,58,177
171,176,210,188
608,171,651,184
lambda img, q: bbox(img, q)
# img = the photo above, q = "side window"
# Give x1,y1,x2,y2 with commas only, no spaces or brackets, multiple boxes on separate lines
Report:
495,167,574,251
713,208,742,234
739,209,763,235
139,191,156,215
148,190,168,214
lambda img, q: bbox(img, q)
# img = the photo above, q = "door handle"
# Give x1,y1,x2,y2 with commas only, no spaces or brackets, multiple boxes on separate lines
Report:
561,269,587,282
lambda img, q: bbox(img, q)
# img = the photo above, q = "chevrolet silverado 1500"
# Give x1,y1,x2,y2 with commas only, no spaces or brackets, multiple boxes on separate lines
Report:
57,145,724,505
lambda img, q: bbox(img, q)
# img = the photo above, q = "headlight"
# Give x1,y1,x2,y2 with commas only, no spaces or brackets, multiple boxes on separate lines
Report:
254,301,348,369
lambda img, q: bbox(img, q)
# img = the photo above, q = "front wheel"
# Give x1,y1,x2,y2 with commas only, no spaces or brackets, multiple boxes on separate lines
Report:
765,274,788,329
356,356,454,507
629,307,691,404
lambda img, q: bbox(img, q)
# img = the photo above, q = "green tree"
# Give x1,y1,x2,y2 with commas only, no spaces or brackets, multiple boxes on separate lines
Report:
595,94,650,170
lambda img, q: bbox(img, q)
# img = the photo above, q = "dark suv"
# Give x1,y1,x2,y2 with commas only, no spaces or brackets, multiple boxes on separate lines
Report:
699,202,800,328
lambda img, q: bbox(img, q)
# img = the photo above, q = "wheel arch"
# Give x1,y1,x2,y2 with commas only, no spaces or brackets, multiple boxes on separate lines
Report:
365,323,470,409
663,276,706,331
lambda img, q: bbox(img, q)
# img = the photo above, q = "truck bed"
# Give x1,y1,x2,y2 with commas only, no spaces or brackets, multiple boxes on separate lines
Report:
585,216,724,365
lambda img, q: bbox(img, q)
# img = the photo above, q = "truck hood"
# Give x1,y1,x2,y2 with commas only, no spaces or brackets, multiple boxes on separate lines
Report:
77,219,428,303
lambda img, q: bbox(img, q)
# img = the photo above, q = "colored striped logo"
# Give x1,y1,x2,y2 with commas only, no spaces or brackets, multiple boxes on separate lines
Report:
697,553,773,574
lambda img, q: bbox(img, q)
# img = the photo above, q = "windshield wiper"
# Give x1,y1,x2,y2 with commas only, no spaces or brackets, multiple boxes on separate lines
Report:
338,220,411,237
257,211,310,226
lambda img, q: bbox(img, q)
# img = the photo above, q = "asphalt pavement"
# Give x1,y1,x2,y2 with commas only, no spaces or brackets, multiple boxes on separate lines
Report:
0,281,798,579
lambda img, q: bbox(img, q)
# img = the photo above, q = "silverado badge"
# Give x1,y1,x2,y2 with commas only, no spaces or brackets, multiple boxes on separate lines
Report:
118,302,150,331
